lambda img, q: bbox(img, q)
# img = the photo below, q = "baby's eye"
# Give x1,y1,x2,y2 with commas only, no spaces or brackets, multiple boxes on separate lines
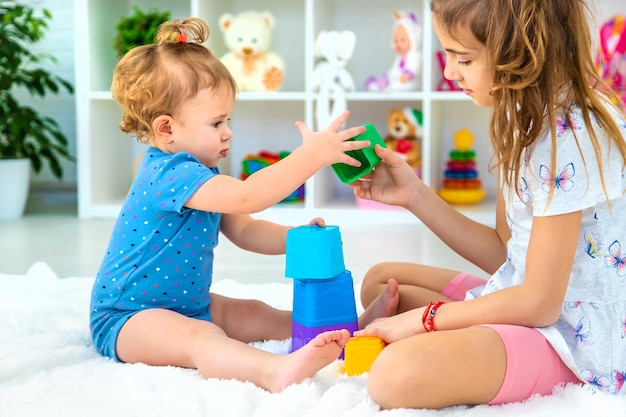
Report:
212,118,231,129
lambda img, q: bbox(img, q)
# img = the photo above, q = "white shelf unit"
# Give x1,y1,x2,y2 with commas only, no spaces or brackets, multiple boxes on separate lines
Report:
75,0,495,225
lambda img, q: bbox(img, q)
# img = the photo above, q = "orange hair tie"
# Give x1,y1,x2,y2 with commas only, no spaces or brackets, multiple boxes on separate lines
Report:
175,32,187,43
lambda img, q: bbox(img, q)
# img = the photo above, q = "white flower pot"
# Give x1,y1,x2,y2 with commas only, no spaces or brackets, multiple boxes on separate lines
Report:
0,158,31,220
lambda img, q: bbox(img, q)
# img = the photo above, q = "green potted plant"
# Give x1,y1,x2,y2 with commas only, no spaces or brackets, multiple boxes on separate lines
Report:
0,2,74,220
113,7,171,59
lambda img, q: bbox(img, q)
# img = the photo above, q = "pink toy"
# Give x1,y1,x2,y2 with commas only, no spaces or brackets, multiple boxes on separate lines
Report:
596,15,626,105
436,51,461,92
365,11,421,92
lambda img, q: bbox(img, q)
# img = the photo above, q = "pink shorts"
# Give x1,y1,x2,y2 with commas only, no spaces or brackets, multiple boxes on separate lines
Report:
442,273,581,405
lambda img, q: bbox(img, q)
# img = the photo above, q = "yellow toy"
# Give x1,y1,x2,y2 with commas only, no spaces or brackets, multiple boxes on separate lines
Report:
344,336,386,376
438,128,487,204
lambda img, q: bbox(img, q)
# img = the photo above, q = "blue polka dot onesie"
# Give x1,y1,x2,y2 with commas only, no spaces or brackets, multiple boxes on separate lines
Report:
90,148,221,360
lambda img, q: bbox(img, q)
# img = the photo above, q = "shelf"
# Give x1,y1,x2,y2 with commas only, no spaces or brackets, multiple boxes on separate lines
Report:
75,0,494,225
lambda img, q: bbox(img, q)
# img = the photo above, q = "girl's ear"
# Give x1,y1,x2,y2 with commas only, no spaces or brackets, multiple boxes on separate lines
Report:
153,115,174,147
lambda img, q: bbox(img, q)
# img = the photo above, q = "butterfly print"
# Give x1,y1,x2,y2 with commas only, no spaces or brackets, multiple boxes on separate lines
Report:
614,370,626,392
516,176,530,203
604,240,626,276
581,369,610,392
556,112,584,137
540,163,575,192
584,231,602,258
573,316,595,345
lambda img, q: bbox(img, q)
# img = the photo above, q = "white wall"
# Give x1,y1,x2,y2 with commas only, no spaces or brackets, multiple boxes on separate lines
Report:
21,0,626,186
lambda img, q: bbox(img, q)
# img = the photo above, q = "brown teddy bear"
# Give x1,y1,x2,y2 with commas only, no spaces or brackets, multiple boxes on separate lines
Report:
384,107,422,174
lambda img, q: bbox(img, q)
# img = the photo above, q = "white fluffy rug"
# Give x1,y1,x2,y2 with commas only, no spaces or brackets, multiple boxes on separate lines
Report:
1,263,625,417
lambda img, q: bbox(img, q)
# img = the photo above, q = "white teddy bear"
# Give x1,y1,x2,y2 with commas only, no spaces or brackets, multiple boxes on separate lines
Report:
219,10,285,92
311,30,356,129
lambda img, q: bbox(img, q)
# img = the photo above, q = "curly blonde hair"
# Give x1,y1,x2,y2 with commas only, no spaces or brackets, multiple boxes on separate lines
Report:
111,17,237,143
431,0,626,200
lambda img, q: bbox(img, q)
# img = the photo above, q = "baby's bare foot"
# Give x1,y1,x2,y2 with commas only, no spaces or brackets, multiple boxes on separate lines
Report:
270,329,350,392
358,279,400,329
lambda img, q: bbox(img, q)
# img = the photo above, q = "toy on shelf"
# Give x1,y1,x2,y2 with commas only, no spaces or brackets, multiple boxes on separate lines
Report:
435,51,462,92
344,336,386,376
438,128,487,205
365,11,421,92
312,30,356,130
384,107,422,177
331,123,386,184
218,10,284,92
596,15,626,105
241,151,304,203
286,225,358,359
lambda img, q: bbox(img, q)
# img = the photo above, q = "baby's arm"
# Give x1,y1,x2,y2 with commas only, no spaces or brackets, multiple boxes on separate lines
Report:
220,214,325,255
186,112,366,214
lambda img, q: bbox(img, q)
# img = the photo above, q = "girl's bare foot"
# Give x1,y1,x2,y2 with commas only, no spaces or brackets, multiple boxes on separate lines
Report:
358,279,400,329
270,329,350,392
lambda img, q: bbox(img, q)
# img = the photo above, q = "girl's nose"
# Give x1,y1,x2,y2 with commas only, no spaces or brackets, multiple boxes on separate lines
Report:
443,60,458,81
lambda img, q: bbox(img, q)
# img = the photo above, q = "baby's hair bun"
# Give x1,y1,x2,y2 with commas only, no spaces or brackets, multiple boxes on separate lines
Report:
156,17,209,45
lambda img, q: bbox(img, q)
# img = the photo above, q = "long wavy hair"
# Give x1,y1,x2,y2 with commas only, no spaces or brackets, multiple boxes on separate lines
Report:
111,17,237,143
431,0,626,202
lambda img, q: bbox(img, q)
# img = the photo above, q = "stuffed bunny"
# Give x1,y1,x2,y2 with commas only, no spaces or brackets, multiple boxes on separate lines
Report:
311,30,356,129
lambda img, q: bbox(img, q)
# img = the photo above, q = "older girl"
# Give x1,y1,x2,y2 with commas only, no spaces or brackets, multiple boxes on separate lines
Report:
354,0,626,409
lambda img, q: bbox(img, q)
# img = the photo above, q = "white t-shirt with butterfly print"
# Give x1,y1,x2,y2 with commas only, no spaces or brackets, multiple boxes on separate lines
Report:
477,101,626,394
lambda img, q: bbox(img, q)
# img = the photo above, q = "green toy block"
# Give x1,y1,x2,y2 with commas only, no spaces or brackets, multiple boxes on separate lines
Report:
332,123,387,184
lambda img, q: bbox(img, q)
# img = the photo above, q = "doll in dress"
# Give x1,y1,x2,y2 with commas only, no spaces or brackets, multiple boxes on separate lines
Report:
365,11,421,92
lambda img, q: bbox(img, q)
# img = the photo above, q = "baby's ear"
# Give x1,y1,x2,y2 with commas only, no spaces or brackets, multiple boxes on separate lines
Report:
152,115,173,145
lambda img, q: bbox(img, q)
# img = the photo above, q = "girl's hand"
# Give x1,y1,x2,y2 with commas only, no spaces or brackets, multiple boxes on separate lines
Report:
353,307,426,344
295,111,367,167
351,144,422,208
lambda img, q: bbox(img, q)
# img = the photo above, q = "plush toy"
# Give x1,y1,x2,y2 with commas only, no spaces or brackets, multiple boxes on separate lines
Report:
219,10,285,92
311,30,356,129
384,107,422,175
365,11,421,92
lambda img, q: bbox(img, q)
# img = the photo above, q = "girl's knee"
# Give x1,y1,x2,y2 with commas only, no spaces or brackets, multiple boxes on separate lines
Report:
366,341,432,409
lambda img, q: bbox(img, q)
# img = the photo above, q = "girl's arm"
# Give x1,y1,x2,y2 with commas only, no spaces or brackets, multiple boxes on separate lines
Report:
357,209,581,342
186,112,366,214
406,183,509,274
437,209,582,329
354,145,509,274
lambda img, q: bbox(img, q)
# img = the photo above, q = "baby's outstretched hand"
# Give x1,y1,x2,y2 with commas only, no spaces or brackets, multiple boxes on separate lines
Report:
307,217,326,227
295,111,367,167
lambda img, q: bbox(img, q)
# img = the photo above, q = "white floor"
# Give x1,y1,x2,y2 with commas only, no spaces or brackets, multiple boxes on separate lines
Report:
0,199,487,286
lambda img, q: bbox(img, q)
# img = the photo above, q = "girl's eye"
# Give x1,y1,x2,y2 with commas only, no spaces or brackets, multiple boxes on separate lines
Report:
458,60,470,66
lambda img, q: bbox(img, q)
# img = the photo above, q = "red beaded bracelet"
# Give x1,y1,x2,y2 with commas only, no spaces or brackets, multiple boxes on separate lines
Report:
422,300,445,332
